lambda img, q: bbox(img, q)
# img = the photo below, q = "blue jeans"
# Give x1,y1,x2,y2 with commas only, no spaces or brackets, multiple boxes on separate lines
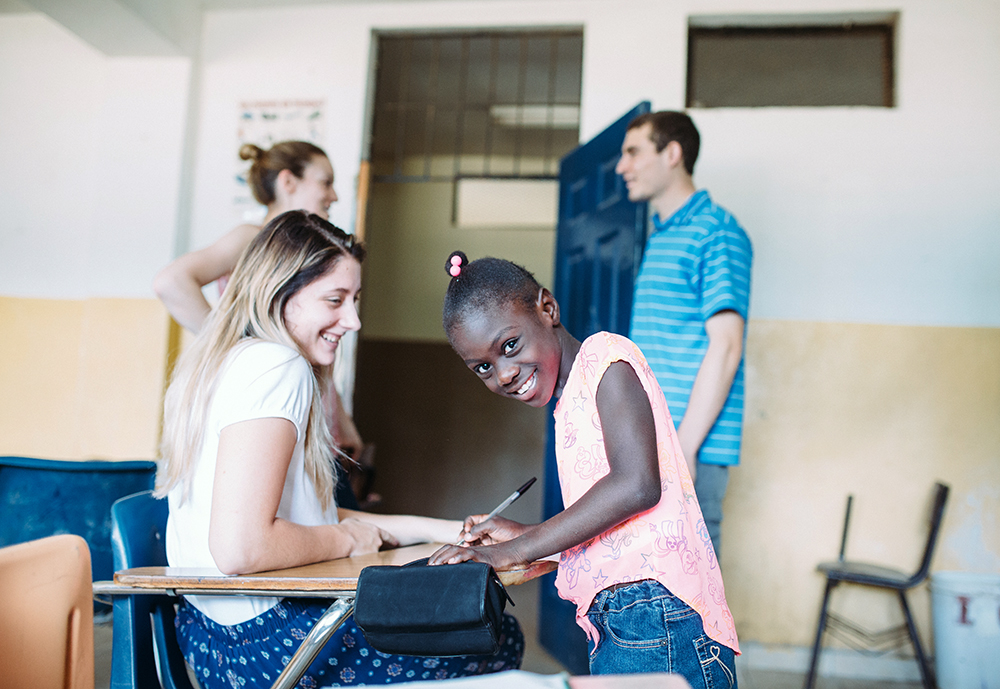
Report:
694,462,729,558
586,580,736,688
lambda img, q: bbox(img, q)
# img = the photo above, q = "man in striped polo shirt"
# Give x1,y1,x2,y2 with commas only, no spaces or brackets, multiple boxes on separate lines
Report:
616,111,752,559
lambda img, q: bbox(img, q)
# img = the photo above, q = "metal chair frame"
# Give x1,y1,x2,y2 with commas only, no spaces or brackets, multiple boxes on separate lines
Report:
804,482,950,689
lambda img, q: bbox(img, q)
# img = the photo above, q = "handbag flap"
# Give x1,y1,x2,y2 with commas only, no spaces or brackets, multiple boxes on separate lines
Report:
355,561,498,632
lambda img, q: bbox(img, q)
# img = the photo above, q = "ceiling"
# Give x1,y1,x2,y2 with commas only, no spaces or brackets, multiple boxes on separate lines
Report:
0,0,33,12
0,0,506,12
1,0,521,54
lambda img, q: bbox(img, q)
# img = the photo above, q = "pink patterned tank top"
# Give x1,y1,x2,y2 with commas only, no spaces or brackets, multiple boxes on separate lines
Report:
553,332,739,653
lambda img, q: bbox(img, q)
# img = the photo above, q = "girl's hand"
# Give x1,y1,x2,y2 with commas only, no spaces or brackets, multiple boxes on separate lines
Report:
337,517,399,556
427,542,526,570
460,515,530,546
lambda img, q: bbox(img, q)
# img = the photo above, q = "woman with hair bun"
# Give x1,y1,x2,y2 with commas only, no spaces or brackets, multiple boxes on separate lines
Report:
154,141,337,333
154,141,368,497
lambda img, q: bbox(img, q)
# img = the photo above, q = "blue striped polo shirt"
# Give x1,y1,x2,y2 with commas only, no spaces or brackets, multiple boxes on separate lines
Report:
629,190,752,466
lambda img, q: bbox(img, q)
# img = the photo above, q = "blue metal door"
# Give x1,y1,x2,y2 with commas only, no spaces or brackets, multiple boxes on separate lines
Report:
538,102,650,673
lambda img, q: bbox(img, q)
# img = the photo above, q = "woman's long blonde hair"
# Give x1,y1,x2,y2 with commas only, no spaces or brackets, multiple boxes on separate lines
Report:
155,211,365,510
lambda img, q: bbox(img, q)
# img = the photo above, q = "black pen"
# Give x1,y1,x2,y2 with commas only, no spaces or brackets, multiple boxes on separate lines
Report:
456,477,536,545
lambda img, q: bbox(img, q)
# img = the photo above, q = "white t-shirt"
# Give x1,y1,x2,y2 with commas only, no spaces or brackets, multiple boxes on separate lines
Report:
165,340,339,625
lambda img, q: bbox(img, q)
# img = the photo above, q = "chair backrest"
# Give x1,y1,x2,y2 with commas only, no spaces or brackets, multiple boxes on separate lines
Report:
111,488,170,570
110,491,194,689
907,482,950,587
837,494,854,562
0,534,95,689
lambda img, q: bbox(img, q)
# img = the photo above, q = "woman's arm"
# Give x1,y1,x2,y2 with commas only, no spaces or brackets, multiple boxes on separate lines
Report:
208,417,397,575
338,509,464,547
152,224,260,333
429,361,661,569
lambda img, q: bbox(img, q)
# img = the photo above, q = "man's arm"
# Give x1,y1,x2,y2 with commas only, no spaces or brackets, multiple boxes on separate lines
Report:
676,309,745,478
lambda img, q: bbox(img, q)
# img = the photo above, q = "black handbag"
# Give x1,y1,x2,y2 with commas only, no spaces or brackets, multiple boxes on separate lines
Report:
353,557,514,657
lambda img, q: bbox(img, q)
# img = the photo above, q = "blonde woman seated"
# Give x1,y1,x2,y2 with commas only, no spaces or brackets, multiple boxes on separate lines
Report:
155,211,523,688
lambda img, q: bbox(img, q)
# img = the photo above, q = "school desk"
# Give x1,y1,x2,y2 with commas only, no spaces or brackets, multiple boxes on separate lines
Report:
93,542,557,689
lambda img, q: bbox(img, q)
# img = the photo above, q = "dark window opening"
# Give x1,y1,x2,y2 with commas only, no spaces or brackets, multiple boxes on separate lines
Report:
687,18,896,108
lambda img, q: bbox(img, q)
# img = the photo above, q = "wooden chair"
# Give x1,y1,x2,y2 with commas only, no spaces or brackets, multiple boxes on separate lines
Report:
804,482,950,689
0,534,95,689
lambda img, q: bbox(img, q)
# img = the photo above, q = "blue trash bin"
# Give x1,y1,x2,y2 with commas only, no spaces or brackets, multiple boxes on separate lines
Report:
0,456,157,612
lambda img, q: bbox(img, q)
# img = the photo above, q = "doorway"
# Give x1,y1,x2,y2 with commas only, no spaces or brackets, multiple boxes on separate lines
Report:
354,30,583,526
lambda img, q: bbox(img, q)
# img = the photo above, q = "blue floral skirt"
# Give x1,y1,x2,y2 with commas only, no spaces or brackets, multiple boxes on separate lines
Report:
176,598,523,688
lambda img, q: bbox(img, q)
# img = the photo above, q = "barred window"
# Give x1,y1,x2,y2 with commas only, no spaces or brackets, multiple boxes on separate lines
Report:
370,31,584,181
687,14,897,108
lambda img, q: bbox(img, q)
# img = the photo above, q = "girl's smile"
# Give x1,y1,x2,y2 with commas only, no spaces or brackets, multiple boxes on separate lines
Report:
449,291,579,408
514,370,537,396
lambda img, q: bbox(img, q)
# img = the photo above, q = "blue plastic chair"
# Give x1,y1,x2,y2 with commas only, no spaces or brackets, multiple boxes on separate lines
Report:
110,490,194,689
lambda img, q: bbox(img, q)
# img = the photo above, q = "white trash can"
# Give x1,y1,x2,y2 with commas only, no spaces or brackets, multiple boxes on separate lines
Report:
931,571,1000,688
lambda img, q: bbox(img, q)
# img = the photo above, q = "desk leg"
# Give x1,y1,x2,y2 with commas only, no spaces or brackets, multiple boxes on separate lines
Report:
271,597,355,689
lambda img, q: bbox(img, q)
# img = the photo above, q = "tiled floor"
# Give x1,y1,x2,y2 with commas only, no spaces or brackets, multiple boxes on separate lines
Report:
736,668,923,689
93,582,926,688
95,616,114,689
513,579,925,689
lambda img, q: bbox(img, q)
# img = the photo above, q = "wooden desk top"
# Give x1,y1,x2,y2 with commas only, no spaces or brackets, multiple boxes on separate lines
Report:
108,542,556,595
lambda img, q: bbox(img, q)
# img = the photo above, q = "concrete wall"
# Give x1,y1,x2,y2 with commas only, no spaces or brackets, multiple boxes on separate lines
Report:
362,180,557,341
735,321,1000,647
0,0,997,656
0,11,188,459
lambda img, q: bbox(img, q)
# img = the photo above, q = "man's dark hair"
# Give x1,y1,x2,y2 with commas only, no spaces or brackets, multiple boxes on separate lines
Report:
627,111,700,175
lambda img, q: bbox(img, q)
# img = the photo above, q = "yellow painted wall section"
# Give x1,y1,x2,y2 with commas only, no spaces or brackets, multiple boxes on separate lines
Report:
726,320,1000,647
0,296,171,460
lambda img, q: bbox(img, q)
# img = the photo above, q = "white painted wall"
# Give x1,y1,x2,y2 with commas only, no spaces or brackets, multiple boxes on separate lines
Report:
186,0,999,330
2,0,997,317
0,12,190,299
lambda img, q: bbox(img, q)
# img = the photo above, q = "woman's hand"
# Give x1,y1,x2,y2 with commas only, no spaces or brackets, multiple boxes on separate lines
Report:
153,223,260,333
337,509,463,548
337,517,399,556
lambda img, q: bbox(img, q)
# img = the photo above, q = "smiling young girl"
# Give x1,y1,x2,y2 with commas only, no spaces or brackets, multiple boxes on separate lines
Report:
430,252,739,687
155,219,522,688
